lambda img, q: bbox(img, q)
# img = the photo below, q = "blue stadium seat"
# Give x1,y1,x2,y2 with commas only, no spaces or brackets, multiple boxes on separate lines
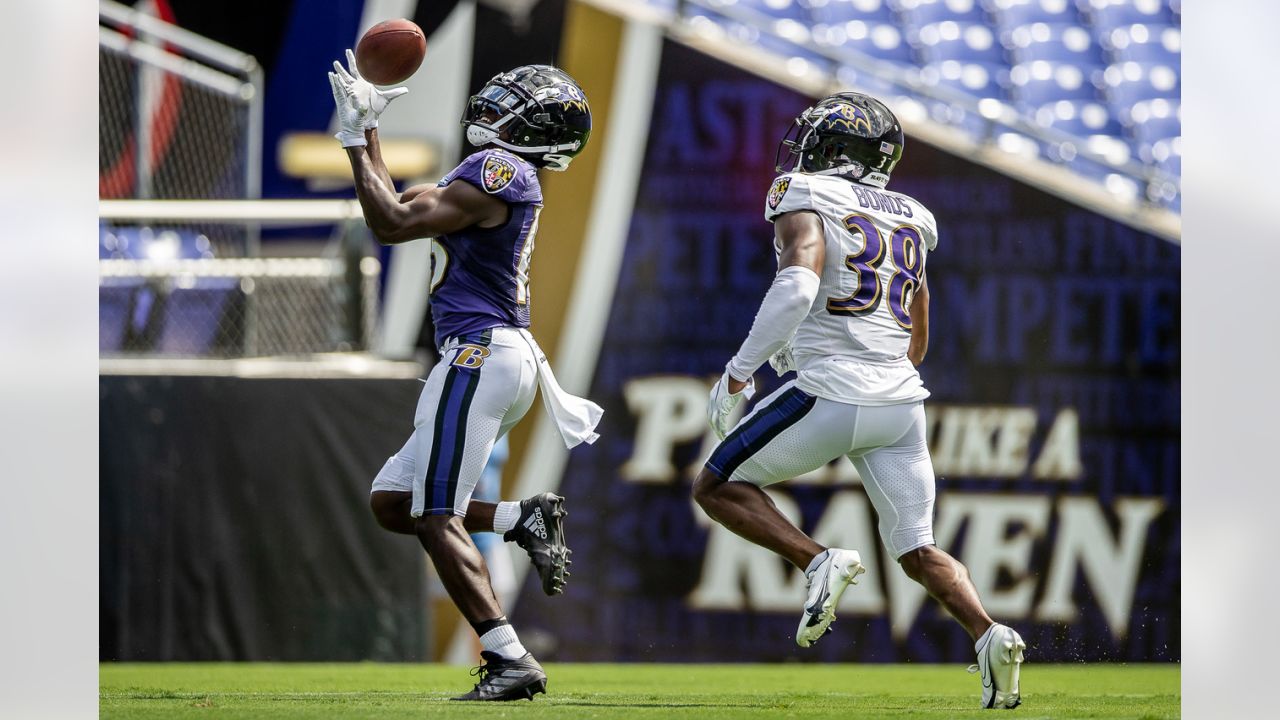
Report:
1130,104,1178,141
811,0,899,25
671,0,1179,209
913,21,1007,64
99,279,159,353
99,284,137,352
100,225,124,259
1007,23,1106,64
100,226,148,259
1106,24,1179,65
919,60,1007,98
1122,98,1178,162
813,19,916,64
990,0,1084,28
688,3,835,70
736,0,812,22
1152,137,1180,176
1033,99,1123,138
896,0,989,25
834,65,904,99
155,279,243,356
1080,0,1175,30
99,225,215,261
1009,60,1101,106
1102,61,1178,106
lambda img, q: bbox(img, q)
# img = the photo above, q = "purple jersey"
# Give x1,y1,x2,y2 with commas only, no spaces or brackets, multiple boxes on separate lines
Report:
429,149,543,345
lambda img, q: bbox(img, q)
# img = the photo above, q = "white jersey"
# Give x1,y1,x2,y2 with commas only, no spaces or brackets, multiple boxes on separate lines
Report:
764,172,938,405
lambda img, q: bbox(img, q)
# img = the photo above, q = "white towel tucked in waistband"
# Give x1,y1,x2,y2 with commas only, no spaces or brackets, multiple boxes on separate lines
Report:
518,330,602,448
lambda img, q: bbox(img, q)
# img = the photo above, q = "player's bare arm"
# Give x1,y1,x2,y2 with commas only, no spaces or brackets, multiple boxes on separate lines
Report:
725,210,825,394
346,148,507,243
362,127,396,191
907,272,929,366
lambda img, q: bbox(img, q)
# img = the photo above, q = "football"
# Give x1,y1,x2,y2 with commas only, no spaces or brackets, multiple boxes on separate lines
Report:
354,19,426,85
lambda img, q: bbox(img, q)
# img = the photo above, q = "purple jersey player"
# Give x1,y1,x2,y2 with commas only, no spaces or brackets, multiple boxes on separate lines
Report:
329,56,600,701
429,148,542,342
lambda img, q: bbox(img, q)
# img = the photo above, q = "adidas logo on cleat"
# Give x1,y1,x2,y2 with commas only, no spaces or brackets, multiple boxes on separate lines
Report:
524,507,548,540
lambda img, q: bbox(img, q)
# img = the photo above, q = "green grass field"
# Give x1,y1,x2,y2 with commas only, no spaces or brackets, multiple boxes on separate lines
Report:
100,663,1179,719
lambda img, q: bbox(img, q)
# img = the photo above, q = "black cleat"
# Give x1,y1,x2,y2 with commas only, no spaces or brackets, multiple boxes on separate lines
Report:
451,651,548,702
504,492,571,595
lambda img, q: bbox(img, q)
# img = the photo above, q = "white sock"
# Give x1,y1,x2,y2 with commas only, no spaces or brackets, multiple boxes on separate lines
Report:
493,501,521,535
479,624,528,660
974,623,999,653
805,549,830,576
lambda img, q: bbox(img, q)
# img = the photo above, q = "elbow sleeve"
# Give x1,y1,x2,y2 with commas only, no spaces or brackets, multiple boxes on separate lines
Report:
727,265,821,380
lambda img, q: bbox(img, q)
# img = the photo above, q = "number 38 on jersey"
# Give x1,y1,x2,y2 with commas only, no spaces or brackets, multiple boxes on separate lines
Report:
826,214,924,329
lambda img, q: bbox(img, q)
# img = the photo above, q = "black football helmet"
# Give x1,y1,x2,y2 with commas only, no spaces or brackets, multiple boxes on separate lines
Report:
775,91,904,187
461,65,591,171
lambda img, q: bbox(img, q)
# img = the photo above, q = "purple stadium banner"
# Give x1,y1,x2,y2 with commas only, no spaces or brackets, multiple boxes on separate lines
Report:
513,41,1179,664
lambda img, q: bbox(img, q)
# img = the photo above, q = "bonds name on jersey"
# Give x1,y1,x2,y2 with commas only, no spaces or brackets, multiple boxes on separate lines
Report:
764,171,939,406
429,149,543,346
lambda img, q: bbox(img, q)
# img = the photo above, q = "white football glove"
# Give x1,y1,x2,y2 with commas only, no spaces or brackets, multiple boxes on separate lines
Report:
328,49,408,147
768,340,796,376
708,370,756,440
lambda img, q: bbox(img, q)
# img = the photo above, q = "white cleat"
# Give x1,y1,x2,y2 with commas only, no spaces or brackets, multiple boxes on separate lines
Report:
795,548,866,648
970,624,1026,709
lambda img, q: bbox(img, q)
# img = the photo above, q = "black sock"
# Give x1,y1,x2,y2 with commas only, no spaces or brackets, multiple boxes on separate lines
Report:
471,616,509,637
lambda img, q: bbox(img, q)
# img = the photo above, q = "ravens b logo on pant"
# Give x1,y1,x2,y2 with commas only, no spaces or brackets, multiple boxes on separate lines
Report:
452,345,492,369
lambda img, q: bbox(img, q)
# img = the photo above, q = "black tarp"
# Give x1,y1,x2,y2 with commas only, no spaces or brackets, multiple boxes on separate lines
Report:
100,374,429,661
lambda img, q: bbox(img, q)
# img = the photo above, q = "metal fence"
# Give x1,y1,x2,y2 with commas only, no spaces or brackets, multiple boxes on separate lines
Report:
99,256,380,358
98,4,378,360
99,201,380,359
98,0,263,255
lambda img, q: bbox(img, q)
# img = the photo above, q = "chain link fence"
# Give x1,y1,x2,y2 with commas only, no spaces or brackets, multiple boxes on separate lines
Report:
99,3,384,360
99,1,263,258
99,253,380,359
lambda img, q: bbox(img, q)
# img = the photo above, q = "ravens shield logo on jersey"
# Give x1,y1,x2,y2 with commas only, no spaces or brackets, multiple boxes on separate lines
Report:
482,154,517,194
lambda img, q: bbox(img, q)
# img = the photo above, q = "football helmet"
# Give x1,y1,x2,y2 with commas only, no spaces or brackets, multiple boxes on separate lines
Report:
775,91,904,187
461,65,591,171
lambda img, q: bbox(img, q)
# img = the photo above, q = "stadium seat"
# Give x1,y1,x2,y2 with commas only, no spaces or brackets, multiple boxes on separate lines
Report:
1079,0,1175,30
1107,24,1179,65
896,0,989,25
1123,98,1178,162
833,65,904,99
1152,137,1180,176
99,225,216,261
1102,61,1178,106
1034,99,1123,138
1129,102,1178,139
99,284,137,352
688,4,833,70
913,21,1008,64
1007,23,1106,65
810,0,899,25
154,279,245,356
1009,60,1101,106
99,279,158,353
990,0,1084,28
668,0,1179,206
100,224,125,259
919,60,1007,98
813,19,916,64
735,0,812,22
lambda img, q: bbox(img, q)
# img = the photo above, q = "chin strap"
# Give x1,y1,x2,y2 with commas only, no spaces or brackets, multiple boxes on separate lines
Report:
810,162,889,188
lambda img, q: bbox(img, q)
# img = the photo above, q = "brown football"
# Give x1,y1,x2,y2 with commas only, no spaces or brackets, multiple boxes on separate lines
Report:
354,19,426,85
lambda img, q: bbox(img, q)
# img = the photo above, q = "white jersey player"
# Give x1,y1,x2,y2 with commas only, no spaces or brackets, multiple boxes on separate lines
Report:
692,92,1025,710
